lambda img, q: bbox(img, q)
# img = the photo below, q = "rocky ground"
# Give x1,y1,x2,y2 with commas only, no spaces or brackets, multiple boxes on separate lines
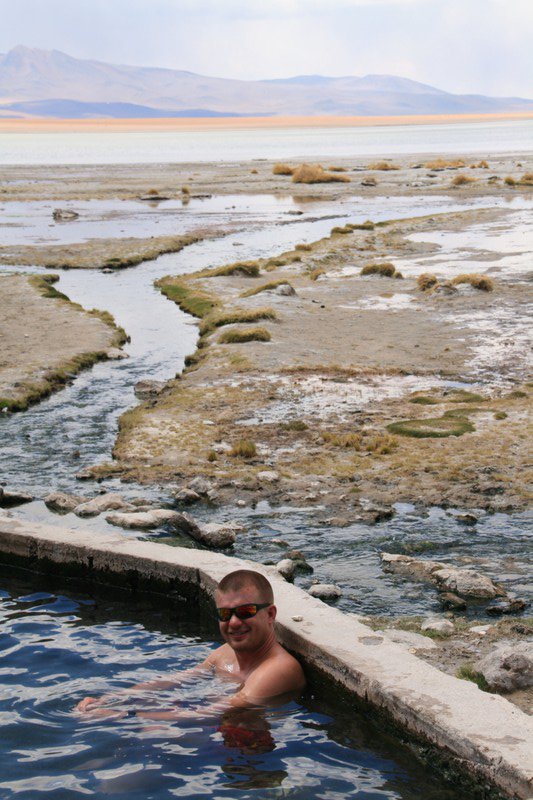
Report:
1,152,531,710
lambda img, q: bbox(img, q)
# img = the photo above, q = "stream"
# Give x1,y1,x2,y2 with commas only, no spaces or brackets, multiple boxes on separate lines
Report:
1,192,531,617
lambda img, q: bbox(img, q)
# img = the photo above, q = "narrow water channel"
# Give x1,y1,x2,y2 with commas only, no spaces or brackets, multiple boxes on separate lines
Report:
1,193,531,618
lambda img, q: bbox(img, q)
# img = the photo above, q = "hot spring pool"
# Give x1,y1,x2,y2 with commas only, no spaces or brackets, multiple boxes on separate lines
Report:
0,568,474,799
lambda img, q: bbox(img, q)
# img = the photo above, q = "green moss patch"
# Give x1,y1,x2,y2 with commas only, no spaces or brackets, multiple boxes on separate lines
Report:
456,665,490,692
156,278,218,319
200,307,276,336
387,416,474,438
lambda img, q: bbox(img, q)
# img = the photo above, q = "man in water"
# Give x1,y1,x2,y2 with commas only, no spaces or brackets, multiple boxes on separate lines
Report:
77,568,305,719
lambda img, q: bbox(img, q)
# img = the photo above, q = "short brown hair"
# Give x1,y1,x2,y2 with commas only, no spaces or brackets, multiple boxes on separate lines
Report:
217,569,274,604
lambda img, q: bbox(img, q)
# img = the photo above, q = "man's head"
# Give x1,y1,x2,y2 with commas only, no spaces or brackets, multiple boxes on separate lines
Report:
215,570,276,654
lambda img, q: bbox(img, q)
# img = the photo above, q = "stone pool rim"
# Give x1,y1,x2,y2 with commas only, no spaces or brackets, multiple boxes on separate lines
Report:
0,512,531,800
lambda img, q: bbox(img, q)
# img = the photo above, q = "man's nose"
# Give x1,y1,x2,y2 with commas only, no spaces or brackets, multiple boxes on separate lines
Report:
227,612,244,626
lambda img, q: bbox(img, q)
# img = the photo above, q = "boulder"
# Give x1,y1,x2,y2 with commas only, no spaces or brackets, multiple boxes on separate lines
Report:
74,494,134,517
308,583,342,600
359,503,394,523
174,488,202,505
421,618,454,634
486,599,528,616
438,592,467,611
0,488,34,508
134,380,166,399
276,559,296,581
194,521,240,548
106,509,184,530
469,625,494,636
44,491,89,514
476,642,533,692
187,477,213,496
53,208,79,221
256,470,280,484
274,283,296,296
432,567,505,599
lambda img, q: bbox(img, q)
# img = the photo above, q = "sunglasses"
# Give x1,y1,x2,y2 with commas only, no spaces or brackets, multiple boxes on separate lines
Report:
216,602,271,622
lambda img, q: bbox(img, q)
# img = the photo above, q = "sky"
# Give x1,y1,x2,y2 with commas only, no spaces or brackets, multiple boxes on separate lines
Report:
1,0,532,98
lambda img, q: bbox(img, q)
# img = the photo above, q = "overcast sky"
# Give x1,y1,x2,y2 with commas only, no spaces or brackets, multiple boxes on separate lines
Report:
1,0,532,98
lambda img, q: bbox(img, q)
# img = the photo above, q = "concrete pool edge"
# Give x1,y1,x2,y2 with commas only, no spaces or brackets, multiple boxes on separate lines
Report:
0,513,531,799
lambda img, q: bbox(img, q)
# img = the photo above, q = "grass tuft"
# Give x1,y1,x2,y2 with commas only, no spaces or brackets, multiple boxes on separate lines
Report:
456,665,490,692
451,173,476,186
200,307,276,335
295,243,312,251
424,158,465,170
417,273,438,292
331,225,353,235
281,420,308,432
322,431,362,449
504,176,516,186
218,327,271,344
309,267,326,281
451,274,494,292
367,161,400,171
240,280,293,298
272,163,294,176
292,163,351,184
203,261,261,278
360,262,397,278
230,440,257,458
156,278,218,318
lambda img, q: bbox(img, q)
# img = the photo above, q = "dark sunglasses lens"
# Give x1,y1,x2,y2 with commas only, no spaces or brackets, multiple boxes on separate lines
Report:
217,608,232,622
235,604,258,619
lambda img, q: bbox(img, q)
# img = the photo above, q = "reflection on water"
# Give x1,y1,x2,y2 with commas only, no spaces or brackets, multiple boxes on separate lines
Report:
0,571,466,799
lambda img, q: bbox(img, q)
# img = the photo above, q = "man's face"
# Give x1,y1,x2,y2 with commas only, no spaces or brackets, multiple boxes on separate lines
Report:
215,584,276,654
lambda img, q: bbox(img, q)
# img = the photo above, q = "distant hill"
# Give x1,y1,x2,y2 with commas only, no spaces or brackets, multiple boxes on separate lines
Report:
1,45,532,119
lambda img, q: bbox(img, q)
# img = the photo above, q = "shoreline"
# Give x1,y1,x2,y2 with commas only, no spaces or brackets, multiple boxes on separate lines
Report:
1,111,532,134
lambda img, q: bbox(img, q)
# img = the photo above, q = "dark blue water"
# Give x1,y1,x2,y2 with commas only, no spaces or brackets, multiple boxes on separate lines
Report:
0,570,467,799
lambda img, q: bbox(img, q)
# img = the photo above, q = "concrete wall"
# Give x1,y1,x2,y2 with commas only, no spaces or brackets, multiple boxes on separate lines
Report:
0,512,531,799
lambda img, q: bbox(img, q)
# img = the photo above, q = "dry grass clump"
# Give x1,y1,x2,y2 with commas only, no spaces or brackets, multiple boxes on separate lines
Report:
204,261,261,278
471,160,489,169
328,165,348,172
365,434,398,454
417,273,438,291
322,431,362,448
367,161,400,171
181,186,190,195
295,243,312,251
241,280,293,298
200,307,276,335
519,173,533,185
156,277,218,319
331,225,353,235
352,220,375,230
424,158,465,170
360,262,399,278
230,440,257,458
250,169,258,174
409,393,440,405
451,274,494,292
218,327,271,344
292,163,351,184
281,420,308,432
451,173,476,186
504,176,516,186
272,163,294,176
309,267,326,281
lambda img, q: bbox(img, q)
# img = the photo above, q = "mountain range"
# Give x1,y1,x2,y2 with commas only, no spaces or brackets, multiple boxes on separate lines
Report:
1,45,532,119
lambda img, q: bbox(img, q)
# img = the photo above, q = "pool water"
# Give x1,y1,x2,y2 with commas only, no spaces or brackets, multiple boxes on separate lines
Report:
0,568,467,800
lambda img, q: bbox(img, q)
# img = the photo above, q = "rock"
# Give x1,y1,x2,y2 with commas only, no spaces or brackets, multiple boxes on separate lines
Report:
433,281,457,295
0,488,34,508
212,442,232,454
256,470,280,484
74,494,134,517
195,521,240,548
322,516,351,527
285,550,313,574
187,477,213,496
421,618,454,634
274,283,296,296
359,502,394,523
53,208,79,221
271,538,289,547
438,592,467,611
174,488,202,505
476,642,533,692
308,583,342,600
380,553,442,582
134,380,166,399
486,599,528,616
44,491,89,513
101,268,114,274
456,513,478,525
469,625,494,636
276,559,296,581
383,629,438,651
432,567,506,599
106,509,186,530
106,348,129,360
236,500,246,507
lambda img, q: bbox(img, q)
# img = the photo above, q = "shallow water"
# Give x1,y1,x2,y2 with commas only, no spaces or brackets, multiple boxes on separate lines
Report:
0,569,469,799
1,118,532,165
1,192,531,618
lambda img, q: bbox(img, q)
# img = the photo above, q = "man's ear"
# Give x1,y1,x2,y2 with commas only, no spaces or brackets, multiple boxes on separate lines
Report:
267,604,277,623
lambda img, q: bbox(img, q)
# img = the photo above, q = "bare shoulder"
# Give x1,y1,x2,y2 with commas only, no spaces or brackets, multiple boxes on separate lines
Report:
245,646,306,700
204,643,235,670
